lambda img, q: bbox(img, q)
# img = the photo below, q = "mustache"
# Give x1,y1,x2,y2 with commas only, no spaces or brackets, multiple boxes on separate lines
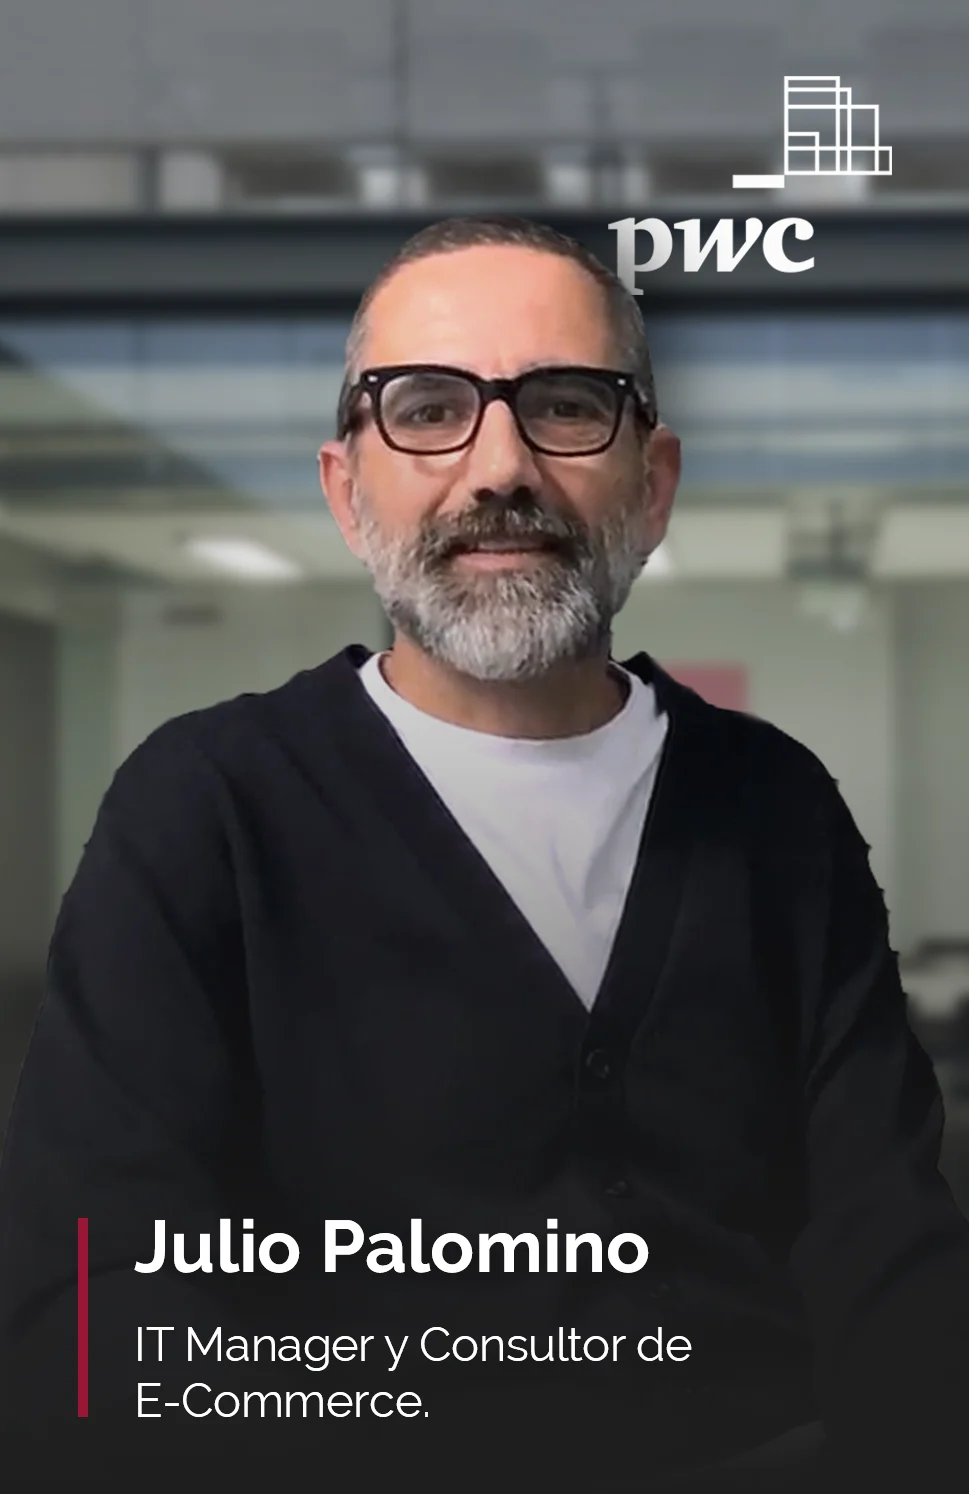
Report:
416,493,591,565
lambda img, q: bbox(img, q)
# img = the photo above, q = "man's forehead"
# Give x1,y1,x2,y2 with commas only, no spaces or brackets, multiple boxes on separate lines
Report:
358,245,615,368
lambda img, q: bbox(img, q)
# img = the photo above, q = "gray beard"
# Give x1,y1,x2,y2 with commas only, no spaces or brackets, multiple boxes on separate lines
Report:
350,484,653,683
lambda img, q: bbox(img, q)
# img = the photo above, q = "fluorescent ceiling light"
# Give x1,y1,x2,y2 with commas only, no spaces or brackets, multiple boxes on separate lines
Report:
182,535,303,581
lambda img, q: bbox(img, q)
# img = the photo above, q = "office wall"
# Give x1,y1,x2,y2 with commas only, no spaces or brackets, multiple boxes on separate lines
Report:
53,581,384,893
114,581,386,762
55,585,119,896
895,582,969,954
0,611,55,1003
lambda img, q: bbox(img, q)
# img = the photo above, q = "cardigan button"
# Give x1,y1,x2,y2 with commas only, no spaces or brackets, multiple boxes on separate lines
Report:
584,1048,613,1081
604,1178,631,1198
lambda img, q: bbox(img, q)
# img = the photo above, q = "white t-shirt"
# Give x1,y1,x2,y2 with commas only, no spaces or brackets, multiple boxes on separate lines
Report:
358,652,669,1011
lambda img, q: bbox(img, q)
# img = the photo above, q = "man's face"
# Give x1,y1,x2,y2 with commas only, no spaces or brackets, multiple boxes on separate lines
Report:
319,245,679,681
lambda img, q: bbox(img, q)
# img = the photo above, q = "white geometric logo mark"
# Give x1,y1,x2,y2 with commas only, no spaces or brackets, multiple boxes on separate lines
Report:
733,75,893,189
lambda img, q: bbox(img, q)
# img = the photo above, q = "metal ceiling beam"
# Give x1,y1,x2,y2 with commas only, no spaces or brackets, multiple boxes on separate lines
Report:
2,209,969,310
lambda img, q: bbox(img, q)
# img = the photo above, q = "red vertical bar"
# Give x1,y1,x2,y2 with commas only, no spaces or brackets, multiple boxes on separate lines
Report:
77,1217,89,1417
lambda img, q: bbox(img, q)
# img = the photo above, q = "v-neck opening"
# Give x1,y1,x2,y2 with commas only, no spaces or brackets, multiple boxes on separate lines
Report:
275,644,699,1036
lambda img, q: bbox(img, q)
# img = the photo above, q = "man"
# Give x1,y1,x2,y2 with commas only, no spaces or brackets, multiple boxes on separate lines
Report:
1,215,968,1493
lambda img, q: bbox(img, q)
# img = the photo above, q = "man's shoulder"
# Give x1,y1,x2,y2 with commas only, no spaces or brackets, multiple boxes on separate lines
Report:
625,654,832,796
99,648,363,831
121,648,360,772
659,671,828,787
713,700,829,785
662,678,843,850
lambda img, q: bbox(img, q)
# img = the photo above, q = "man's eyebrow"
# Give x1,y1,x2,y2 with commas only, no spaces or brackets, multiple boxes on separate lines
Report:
437,358,605,377
512,357,592,374
361,358,609,378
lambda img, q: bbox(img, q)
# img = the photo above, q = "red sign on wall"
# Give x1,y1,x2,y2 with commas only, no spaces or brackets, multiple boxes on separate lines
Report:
662,664,749,712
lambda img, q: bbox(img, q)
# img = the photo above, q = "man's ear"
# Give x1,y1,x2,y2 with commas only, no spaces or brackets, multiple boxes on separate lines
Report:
318,440,365,559
643,423,681,550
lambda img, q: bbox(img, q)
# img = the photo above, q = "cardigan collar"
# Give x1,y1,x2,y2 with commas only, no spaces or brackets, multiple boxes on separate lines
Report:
263,643,712,1034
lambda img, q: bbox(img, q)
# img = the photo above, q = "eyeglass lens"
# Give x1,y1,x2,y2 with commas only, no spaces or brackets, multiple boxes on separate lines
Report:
378,370,622,454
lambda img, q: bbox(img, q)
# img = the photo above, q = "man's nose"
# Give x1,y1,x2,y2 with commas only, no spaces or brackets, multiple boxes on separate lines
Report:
463,396,543,494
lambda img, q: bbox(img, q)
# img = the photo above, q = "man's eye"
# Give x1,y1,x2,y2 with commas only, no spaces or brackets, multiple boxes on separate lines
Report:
536,396,604,422
388,391,470,427
402,402,452,425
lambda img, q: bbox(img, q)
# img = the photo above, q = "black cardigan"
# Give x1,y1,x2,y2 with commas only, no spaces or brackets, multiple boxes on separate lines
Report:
1,645,967,1490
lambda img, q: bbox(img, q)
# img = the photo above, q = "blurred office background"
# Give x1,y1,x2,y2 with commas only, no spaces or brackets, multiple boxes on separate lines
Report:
0,0,968,1200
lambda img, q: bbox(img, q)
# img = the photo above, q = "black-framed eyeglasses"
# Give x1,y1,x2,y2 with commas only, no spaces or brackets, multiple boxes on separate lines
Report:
337,363,656,457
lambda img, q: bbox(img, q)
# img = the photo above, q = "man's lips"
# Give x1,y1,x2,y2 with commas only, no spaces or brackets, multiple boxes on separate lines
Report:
446,536,561,555
447,542,563,571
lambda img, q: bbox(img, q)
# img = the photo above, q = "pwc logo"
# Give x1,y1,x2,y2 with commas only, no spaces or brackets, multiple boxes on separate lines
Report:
610,215,815,287
610,74,892,289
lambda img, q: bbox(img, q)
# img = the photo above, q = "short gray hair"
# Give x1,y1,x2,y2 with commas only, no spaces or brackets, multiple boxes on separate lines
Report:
336,214,655,438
